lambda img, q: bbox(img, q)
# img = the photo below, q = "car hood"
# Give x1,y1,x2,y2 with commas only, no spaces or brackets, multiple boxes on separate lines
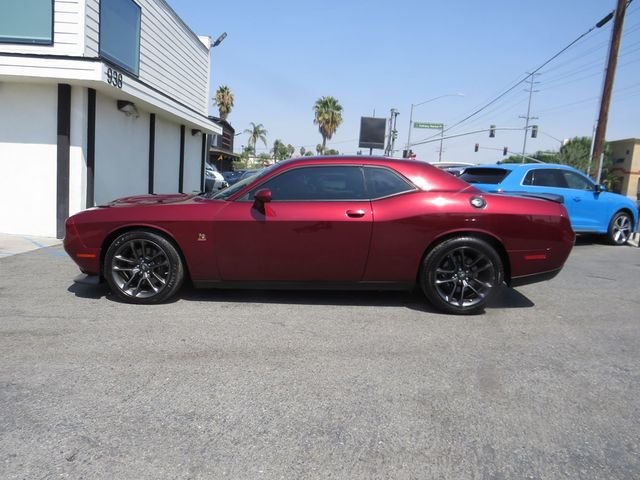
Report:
102,193,199,207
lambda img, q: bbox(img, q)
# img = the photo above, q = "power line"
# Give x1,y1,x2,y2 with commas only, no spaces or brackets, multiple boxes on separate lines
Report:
412,7,619,145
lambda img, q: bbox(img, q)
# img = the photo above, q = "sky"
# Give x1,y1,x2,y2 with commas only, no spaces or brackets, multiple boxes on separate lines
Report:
170,0,640,165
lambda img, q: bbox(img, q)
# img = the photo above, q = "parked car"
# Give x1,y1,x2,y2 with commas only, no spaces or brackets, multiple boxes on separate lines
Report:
221,170,244,186
238,168,261,181
459,163,638,245
64,156,575,315
204,164,228,192
431,162,475,177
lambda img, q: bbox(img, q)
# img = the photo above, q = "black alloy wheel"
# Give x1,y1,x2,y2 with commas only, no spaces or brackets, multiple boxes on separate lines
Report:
104,230,184,304
606,211,632,246
421,236,503,315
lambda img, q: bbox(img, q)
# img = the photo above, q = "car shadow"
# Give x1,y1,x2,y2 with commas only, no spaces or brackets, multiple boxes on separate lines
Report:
67,282,110,300
574,233,605,246
68,282,535,313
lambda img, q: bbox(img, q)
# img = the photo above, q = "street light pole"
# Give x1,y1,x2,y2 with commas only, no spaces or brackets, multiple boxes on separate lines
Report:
406,93,464,153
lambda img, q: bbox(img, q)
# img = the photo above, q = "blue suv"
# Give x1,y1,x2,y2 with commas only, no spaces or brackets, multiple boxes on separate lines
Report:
460,163,638,245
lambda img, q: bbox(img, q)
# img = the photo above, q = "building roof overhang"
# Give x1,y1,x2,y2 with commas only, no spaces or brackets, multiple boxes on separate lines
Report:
0,53,222,135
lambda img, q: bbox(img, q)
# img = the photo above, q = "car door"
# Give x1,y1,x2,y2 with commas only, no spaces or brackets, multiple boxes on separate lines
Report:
214,165,373,282
522,168,599,230
558,170,607,231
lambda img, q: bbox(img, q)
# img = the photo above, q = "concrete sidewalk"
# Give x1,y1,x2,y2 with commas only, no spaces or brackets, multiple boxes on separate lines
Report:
0,233,62,258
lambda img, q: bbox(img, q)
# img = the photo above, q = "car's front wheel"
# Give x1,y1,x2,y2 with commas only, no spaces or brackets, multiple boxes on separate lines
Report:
606,211,632,246
104,230,184,304
421,236,503,315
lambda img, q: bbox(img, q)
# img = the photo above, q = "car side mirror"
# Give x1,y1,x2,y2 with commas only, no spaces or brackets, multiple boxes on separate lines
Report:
594,184,606,194
254,189,272,204
252,188,272,215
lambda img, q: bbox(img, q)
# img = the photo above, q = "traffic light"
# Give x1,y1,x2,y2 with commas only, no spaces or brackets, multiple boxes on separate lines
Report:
474,143,479,152
402,149,408,158
489,125,496,138
531,125,538,138
503,146,508,156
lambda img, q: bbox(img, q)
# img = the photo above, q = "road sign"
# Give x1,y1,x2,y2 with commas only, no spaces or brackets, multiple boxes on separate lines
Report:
414,122,444,129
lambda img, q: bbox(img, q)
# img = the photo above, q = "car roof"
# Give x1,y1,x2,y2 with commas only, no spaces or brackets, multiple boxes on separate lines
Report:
466,163,582,173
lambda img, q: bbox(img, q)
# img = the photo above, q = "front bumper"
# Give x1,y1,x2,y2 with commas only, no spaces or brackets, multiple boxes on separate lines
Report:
63,217,101,276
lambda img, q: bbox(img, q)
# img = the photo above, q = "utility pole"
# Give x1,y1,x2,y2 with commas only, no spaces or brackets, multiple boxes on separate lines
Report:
592,0,627,183
519,73,539,162
438,125,445,162
385,108,400,156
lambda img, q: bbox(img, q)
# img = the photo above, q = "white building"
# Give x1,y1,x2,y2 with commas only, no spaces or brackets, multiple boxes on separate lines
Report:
0,0,222,238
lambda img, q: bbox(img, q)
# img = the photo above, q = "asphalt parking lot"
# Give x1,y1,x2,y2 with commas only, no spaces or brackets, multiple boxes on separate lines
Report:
1,238,639,479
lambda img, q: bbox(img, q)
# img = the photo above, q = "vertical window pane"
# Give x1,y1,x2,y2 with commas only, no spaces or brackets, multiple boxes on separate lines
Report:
99,0,141,74
0,0,53,44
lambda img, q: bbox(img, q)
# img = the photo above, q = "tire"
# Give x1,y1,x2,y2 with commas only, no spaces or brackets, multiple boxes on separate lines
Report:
104,230,184,304
421,236,503,315
606,211,632,246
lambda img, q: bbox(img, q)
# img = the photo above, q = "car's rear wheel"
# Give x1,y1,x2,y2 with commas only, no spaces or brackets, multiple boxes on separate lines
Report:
606,211,632,246
104,230,184,304
421,236,503,315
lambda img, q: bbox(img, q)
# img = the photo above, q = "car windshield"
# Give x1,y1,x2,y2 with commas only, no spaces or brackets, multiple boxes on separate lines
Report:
206,165,275,200
459,167,511,184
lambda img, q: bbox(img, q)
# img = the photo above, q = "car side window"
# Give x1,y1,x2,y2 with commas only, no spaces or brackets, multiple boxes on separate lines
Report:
364,167,415,199
562,171,595,191
245,166,367,201
523,169,567,188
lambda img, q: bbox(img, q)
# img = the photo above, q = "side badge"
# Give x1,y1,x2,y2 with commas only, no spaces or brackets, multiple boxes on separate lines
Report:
197,233,207,241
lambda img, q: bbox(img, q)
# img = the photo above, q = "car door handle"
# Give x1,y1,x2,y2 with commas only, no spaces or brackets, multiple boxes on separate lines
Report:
346,209,366,218
573,197,581,202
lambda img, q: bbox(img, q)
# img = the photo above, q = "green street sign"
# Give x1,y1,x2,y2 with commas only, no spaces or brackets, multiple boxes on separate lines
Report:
414,122,444,129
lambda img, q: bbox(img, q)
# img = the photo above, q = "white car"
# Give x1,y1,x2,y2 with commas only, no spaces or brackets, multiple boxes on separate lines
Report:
205,164,228,192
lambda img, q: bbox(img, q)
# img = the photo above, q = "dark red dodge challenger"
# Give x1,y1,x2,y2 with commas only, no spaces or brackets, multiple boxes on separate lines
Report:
64,156,575,314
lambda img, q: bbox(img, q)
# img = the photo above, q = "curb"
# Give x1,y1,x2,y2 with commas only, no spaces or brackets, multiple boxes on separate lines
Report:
628,232,640,248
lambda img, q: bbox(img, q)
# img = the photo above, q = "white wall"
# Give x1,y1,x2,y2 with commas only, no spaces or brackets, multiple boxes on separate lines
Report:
85,0,100,57
85,0,210,115
0,0,84,56
94,91,149,204
183,133,202,193
154,116,181,193
0,83,57,236
138,0,210,115
69,87,88,216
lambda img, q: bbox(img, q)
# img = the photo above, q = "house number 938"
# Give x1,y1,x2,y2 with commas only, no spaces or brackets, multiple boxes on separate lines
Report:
106,68,123,88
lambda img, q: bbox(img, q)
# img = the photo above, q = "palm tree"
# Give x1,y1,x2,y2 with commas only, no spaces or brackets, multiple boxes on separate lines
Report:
243,122,268,155
313,96,343,154
213,85,234,120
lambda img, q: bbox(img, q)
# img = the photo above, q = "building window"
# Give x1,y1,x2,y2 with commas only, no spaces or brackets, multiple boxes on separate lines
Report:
99,0,141,75
0,0,53,45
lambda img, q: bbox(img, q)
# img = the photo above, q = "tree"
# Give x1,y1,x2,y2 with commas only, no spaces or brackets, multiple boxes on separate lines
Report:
313,96,343,154
299,146,306,156
316,144,323,155
213,85,234,120
287,144,295,158
325,148,340,155
271,139,289,161
243,122,268,155
557,136,592,172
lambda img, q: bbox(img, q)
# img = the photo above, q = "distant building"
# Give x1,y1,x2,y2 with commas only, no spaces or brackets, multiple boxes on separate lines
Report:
608,138,640,200
0,0,222,238
208,116,239,172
